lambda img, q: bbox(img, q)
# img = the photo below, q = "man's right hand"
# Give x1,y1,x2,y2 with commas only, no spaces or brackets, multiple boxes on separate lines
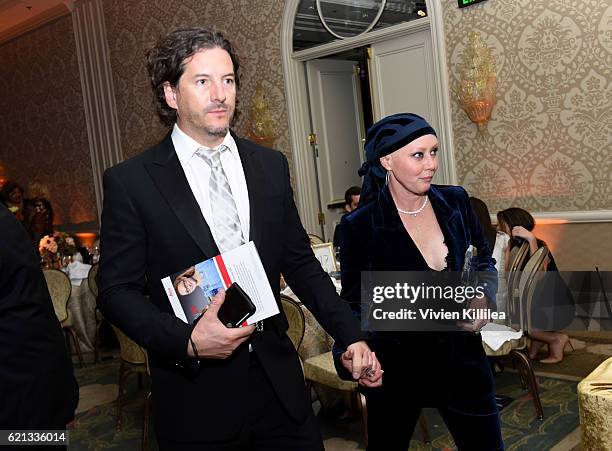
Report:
188,289,255,359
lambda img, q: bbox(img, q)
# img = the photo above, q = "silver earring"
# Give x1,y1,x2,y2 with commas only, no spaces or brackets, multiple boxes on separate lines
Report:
385,171,390,185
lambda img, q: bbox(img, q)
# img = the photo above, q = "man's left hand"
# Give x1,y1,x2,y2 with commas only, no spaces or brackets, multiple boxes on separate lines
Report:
341,340,383,387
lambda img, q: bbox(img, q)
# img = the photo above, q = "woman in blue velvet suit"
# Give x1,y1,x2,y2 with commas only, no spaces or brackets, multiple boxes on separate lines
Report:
334,113,504,450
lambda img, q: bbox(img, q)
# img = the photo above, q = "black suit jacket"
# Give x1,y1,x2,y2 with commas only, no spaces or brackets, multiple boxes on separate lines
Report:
98,133,366,442
0,204,79,428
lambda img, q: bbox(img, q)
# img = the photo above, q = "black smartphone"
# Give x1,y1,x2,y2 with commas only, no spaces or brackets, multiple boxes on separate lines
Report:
217,282,256,328
512,236,526,247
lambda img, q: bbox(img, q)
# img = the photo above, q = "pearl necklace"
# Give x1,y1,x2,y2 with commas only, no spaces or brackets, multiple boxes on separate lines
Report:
397,196,428,217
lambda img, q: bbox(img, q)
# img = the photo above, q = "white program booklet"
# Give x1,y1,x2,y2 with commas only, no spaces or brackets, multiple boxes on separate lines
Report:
161,241,279,325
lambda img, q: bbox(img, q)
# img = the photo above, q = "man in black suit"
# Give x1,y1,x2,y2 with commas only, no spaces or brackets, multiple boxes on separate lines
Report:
98,28,381,450
0,203,79,435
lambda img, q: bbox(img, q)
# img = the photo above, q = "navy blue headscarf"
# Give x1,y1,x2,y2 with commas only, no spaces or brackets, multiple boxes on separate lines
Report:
358,113,436,205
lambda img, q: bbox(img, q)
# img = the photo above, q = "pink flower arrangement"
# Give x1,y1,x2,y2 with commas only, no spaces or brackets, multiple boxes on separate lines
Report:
39,232,77,267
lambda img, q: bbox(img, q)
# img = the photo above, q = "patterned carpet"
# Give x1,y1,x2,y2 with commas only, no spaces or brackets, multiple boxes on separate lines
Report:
67,336,612,451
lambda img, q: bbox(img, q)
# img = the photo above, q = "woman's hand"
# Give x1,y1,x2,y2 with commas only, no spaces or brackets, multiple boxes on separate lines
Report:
512,226,538,255
341,341,384,387
457,296,489,333
511,226,534,242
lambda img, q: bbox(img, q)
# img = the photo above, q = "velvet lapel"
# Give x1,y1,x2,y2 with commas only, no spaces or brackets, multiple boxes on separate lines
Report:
372,185,464,270
372,185,416,262
427,186,463,271
145,134,218,259
234,135,265,246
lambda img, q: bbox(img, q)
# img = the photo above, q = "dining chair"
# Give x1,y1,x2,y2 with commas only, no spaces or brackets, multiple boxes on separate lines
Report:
302,343,367,440
483,246,549,420
43,268,83,368
280,294,306,350
506,241,530,313
87,263,105,364
110,324,151,451
307,233,325,245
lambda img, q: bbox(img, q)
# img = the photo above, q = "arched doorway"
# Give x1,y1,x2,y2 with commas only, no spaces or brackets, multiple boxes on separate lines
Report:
281,0,456,237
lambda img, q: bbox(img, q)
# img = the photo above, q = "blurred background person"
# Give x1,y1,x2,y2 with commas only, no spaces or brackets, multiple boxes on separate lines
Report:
333,185,361,249
497,207,575,363
27,197,54,247
1,181,32,225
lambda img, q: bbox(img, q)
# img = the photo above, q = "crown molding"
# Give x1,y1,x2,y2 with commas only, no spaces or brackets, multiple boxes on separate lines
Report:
491,210,612,225
0,3,70,46
532,210,612,223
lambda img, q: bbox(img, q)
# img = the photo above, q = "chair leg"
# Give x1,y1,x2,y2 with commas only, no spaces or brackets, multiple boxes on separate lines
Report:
510,352,527,389
66,327,83,368
94,321,102,364
354,391,368,446
510,350,544,420
142,390,152,451
418,413,431,443
116,361,129,431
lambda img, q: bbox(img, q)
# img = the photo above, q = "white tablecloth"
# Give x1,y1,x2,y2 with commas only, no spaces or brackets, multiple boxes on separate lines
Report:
480,322,523,351
63,262,96,354
67,282,96,353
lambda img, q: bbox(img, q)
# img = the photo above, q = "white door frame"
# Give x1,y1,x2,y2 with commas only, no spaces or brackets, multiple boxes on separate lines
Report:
281,0,457,233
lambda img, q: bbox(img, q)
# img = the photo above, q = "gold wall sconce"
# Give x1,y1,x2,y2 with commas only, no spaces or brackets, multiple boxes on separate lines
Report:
456,31,497,132
247,83,277,148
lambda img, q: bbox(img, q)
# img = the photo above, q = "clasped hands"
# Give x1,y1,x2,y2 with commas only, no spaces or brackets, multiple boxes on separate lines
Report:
188,290,383,387
340,342,383,387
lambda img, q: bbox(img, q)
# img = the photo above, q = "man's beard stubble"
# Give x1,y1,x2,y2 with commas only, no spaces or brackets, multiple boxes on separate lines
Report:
203,102,233,137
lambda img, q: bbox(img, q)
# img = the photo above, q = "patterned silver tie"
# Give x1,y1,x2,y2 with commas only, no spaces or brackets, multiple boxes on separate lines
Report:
197,145,245,253
196,145,263,334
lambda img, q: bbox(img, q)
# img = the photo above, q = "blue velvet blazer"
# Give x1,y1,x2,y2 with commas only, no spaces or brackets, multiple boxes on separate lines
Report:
334,184,498,379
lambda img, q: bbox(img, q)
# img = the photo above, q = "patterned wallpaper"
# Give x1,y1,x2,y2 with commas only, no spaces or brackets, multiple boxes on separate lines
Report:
535,222,612,271
2,0,609,267
442,0,612,213
101,0,291,171
0,15,96,228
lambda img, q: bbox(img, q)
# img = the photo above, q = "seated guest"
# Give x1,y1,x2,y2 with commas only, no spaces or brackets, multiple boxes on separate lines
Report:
0,203,79,431
27,197,54,247
332,185,361,249
470,197,510,316
497,207,575,363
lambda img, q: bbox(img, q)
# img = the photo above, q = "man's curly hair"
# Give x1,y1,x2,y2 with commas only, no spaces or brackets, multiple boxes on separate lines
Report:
146,28,241,127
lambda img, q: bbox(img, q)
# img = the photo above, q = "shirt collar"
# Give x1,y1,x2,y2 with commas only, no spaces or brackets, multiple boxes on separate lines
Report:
172,124,239,165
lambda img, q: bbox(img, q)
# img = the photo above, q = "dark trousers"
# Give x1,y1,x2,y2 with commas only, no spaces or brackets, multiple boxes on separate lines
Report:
365,333,504,451
158,353,323,451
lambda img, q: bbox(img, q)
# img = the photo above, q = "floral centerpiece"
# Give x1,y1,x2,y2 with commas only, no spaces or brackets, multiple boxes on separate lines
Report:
39,232,76,268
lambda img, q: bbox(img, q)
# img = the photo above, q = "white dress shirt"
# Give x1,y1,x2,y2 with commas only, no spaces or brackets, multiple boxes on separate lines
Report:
172,124,250,247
